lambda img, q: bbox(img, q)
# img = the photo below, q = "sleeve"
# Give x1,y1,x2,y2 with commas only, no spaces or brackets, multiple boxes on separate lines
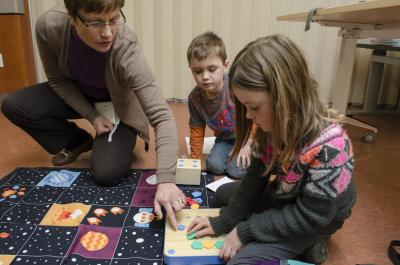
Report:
188,93,206,127
117,40,178,183
35,13,98,122
209,156,267,235
189,126,206,159
234,142,354,245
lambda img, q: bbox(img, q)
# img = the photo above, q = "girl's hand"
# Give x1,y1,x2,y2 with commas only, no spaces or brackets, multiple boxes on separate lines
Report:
236,143,251,168
219,227,243,262
186,216,215,238
93,116,114,135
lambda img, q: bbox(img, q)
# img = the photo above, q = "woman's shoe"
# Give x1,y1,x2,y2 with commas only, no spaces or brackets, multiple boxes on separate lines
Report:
52,136,93,166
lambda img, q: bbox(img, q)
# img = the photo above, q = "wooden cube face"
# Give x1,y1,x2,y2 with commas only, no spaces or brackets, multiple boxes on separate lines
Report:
177,159,200,169
175,159,201,185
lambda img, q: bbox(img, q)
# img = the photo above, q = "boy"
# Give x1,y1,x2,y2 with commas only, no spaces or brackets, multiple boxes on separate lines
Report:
186,31,252,179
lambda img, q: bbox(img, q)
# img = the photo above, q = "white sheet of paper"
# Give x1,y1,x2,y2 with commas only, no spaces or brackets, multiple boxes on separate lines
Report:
185,136,216,155
205,176,235,192
94,102,120,125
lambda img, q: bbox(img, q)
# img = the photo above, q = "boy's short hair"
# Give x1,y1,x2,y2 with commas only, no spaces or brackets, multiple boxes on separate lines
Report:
64,0,125,18
187,31,227,64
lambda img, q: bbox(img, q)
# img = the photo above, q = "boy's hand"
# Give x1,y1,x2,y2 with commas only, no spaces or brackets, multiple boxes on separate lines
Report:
92,116,113,135
154,183,186,230
186,216,215,238
236,144,251,168
219,227,243,262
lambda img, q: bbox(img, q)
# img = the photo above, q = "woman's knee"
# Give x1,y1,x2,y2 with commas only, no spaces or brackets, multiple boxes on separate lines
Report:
1,94,21,120
90,161,129,186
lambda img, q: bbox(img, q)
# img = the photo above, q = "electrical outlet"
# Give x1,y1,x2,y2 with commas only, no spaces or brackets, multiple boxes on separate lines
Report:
0,53,4,68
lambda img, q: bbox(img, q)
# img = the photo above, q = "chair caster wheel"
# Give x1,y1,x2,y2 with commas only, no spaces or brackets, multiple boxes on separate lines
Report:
362,133,374,143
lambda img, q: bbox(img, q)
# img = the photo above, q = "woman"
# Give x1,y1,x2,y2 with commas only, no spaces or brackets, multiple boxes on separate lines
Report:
1,0,185,228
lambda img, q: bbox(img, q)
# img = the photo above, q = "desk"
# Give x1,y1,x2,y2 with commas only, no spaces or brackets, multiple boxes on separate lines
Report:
351,42,400,114
277,0,400,139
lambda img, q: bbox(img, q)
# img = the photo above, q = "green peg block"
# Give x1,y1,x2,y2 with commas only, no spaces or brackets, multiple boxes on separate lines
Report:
215,240,224,249
191,240,203,250
186,232,196,240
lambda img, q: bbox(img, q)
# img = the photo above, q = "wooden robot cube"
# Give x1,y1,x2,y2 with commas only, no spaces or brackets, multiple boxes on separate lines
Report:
175,159,201,185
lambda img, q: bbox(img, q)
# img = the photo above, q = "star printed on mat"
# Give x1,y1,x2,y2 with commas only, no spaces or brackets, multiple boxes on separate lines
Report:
3,168,49,186
19,226,78,256
0,223,35,255
1,203,51,225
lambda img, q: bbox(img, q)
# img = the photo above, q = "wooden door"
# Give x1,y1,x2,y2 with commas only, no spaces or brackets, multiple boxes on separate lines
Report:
0,0,37,94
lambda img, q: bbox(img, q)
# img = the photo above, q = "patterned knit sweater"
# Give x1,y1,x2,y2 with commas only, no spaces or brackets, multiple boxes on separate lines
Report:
209,123,356,244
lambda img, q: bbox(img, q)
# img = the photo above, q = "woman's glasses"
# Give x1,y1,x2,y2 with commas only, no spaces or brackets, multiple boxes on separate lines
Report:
75,10,126,31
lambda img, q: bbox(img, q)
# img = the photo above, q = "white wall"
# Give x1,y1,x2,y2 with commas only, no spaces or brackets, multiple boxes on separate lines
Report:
30,0,367,106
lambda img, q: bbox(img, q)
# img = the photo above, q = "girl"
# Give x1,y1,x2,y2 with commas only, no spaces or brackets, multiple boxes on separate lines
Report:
187,34,356,264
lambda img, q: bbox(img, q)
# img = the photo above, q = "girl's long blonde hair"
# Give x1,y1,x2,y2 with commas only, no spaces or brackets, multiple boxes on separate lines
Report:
230,34,337,172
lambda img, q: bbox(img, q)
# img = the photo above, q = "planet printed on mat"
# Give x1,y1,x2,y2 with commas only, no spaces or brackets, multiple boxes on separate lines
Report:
0,232,10,238
80,231,109,251
145,174,157,185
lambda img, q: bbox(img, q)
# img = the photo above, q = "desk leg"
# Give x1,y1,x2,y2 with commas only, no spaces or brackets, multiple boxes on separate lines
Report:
333,33,378,138
332,35,357,114
364,51,386,112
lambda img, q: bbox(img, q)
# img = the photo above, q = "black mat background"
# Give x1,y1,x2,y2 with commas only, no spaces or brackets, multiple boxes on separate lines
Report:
0,167,218,265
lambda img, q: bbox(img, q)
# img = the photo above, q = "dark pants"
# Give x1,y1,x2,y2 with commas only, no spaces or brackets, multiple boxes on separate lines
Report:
215,181,327,265
1,82,137,186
